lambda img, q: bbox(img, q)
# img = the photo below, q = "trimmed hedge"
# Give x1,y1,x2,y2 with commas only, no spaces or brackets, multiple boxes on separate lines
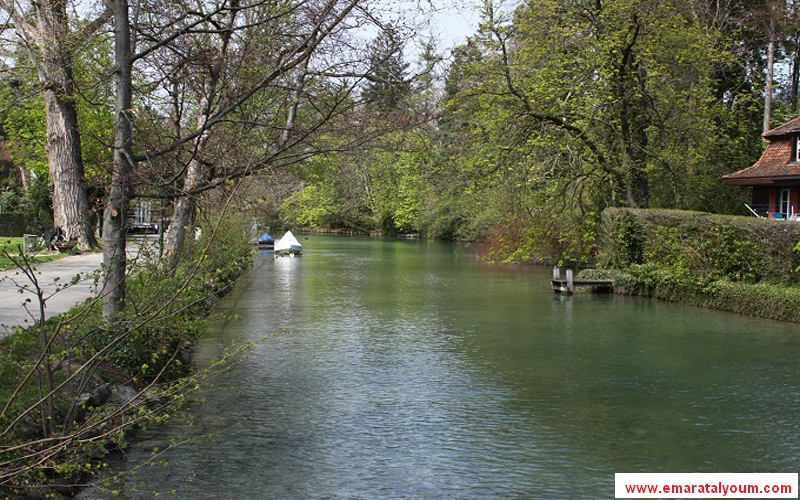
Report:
0,212,33,236
600,208,800,284
590,209,800,322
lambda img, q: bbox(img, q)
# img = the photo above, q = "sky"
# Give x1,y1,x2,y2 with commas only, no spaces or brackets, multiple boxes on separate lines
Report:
430,1,481,50
395,0,482,63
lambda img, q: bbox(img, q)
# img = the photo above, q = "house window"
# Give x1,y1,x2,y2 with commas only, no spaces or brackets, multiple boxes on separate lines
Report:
779,188,791,217
796,136,800,162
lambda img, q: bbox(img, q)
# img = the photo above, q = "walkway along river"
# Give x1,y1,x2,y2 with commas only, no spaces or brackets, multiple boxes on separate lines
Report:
90,236,800,498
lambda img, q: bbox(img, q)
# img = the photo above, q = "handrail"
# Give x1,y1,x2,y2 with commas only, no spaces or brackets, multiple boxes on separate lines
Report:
744,203,764,218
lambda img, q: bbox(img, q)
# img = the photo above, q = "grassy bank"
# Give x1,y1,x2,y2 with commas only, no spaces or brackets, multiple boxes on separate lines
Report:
0,215,254,497
0,237,66,270
585,208,800,322
581,265,800,322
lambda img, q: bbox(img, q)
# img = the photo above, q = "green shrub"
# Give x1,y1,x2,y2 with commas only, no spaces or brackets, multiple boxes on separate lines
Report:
600,209,643,268
0,212,33,236
0,211,256,495
89,213,254,380
579,265,800,322
600,208,800,284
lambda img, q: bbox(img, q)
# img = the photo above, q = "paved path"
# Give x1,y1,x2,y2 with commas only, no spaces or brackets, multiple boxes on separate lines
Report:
0,253,103,333
0,237,155,335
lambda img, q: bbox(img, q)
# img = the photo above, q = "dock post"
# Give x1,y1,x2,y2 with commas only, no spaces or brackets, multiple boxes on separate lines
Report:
566,268,574,294
553,266,561,280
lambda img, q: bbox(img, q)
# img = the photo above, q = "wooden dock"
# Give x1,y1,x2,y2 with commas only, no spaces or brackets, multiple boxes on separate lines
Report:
550,267,613,294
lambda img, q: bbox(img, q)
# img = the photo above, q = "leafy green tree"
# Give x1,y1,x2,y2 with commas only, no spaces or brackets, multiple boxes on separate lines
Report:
428,0,767,262
0,78,49,181
0,0,108,250
368,132,431,235
281,184,343,228
0,40,113,227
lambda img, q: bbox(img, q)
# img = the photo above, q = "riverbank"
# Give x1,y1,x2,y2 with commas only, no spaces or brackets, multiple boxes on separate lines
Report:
295,227,421,238
581,208,800,322
0,218,253,498
580,266,800,322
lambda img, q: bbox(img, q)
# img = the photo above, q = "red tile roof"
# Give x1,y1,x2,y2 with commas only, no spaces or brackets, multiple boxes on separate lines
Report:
763,116,800,138
723,118,800,185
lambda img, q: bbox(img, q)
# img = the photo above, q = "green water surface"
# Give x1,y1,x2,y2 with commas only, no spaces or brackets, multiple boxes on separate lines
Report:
103,236,799,499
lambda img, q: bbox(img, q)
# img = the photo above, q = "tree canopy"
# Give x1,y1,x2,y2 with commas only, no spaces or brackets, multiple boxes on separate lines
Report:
0,0,794,267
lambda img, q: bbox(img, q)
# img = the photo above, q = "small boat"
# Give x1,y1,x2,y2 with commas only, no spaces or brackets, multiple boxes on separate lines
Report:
257,232,274,248
274,230,303,256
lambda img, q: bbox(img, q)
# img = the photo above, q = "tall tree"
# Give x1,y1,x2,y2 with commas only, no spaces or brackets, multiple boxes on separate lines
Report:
135,0,415,262
427,0,759,262
0,0,107,250
468,0,732,208
764,0,784,132
160,0,242,269
101,0,134,318
95,0,424,316
362,25,411,111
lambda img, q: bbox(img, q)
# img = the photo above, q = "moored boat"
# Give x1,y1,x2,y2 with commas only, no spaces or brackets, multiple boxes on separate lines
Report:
274,230,303,256
257,232,275,248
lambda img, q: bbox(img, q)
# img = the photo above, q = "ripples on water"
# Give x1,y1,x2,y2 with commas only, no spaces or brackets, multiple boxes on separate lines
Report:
94,237,800,499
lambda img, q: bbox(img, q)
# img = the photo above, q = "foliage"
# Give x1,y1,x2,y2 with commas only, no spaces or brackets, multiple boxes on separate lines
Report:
0,212,253,494
18,175,54,224
589,208,800,322
461,0,743,208
94,211,254,379
580,266,800,323
476,209,599,265
0,78,49,179
279,127,436,235
369,133,431,235
280,184,343,229
420,0,768,262
0,174,53,231
0,213,32,237
599,208,800,284
71,33,115,185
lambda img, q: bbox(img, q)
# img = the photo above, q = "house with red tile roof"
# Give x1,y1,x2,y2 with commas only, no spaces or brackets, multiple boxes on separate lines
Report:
723,117,800,219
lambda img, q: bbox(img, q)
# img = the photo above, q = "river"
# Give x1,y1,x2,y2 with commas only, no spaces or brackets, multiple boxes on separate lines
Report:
93,236,800,499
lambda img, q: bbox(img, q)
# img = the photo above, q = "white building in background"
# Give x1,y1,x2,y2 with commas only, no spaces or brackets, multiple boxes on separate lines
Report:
129,200,159,234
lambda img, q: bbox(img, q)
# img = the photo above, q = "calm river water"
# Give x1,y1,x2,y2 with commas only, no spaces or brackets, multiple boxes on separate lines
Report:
98,236,799,498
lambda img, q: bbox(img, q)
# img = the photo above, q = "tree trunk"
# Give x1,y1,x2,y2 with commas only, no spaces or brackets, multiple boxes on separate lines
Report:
792,33,800,111
162,3,239,266
34,0,98,251
764,9,778,134
43,89,97,250
163,153,205,269
102,0,133,319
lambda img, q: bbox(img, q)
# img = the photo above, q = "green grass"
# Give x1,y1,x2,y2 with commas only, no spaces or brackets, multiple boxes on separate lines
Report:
0,237,66,271
0,328,40,409
0,237,25,254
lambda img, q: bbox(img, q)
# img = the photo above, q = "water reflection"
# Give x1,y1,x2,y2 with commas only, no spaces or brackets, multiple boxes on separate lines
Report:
92,236,800,499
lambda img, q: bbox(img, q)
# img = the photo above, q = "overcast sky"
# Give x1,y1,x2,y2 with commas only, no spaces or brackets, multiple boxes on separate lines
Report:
431,2,480,49
394,0,481,66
